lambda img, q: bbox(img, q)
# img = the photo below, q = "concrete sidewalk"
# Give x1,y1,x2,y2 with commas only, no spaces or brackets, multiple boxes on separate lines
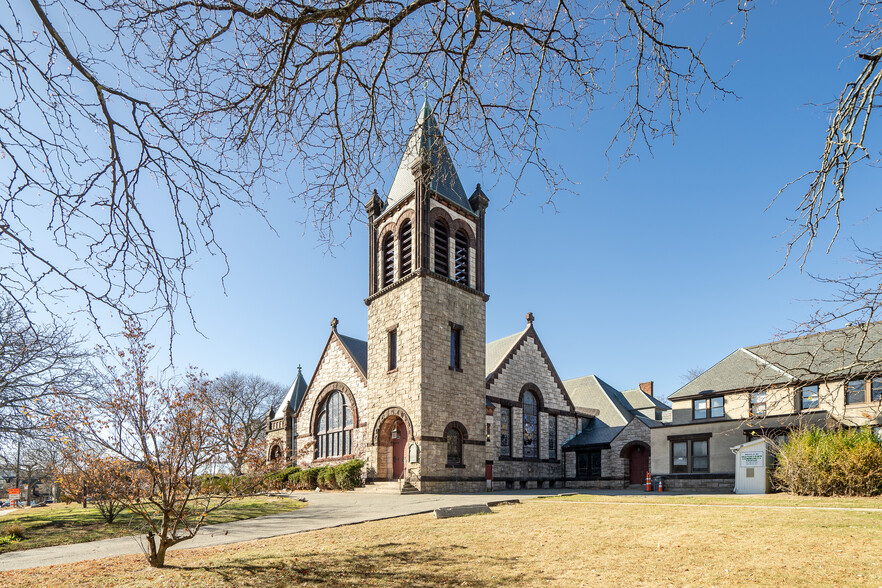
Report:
0,488,573,571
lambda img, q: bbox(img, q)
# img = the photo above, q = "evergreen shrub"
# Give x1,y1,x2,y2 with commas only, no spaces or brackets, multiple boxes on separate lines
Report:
334,459,365,490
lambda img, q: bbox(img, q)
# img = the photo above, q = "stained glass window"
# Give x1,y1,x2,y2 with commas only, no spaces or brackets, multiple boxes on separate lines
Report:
500,406,511,457
446,427,462,464
314,391,354,458
523,391,538,459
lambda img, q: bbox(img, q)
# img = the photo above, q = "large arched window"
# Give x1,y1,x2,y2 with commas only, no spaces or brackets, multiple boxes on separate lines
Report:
315,391,354,458
381,232,395,288
433,219,449,277
522,390,538,459
454,229,469,285
445,423,463,465
399,220,413,278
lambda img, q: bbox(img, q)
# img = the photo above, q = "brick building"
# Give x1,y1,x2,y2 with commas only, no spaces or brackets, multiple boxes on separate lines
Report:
265,102,666,492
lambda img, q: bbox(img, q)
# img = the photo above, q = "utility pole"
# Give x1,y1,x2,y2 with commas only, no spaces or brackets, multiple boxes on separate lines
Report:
14,436,20,490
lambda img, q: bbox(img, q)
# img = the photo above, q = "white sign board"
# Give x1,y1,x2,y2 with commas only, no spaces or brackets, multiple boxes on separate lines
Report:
739,451,765,468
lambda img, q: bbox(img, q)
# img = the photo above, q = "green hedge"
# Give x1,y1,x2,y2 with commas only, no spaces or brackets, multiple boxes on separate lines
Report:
774,427,882,496
267,460,365,491
335,459,365,490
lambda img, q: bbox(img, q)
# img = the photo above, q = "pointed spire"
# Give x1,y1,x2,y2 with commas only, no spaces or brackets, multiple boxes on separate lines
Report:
418,97,432,123
274,365,309,418
385,98,472,214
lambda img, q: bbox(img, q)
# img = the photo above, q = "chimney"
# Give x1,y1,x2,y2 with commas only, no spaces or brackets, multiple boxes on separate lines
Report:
639,381,654,397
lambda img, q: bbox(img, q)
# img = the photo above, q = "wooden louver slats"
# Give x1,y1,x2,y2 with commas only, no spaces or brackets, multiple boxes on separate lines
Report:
434,219,449,277
399,220,412,278
454,229,469,285
382,233,395,288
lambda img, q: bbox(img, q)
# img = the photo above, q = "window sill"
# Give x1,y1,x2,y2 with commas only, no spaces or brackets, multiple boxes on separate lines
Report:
448,366,463,373
387,368,398,374
445,463,466,469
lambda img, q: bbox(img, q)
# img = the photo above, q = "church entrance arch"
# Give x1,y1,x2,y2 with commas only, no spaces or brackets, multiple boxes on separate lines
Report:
373,407,413,481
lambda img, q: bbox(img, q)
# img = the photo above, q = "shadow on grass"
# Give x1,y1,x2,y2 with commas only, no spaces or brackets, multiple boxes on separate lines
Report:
170,541,524,586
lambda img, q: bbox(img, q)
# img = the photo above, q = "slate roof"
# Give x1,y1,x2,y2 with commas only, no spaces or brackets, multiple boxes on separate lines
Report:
670,322,882,399
563,425,624,448
621,388,670,412
563,375,632,428
485,330,525,378
385,100,473,214
337,333,368,376
274,367,308,419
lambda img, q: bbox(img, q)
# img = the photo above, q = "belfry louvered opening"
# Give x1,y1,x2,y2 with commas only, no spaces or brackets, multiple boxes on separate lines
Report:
433,219,449,277
399,220,412,278
454,229,469,285
381,232,395,288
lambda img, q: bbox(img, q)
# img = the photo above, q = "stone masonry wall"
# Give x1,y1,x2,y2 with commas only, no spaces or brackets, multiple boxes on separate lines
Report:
292,335,370,472
366,277,424,482
418,276,487,491
486,333,576,484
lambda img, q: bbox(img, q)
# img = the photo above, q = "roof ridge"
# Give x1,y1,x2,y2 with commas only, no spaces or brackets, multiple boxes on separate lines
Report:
744,321,882,351
738,346,795,381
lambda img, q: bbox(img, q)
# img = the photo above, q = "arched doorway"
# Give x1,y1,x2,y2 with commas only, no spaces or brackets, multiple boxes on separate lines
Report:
375,411,411,480
622,442,650,485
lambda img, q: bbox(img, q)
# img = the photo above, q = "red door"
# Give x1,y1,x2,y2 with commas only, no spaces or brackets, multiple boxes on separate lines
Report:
629,445,649,484
392,422,406,479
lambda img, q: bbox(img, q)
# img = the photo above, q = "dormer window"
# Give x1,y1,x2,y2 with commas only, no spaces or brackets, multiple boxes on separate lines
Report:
399,220,412,278
381,232,394,288
454,229,469,285
433,219,449,277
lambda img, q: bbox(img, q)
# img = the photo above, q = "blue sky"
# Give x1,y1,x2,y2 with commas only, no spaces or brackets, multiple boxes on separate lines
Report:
160,1,878,401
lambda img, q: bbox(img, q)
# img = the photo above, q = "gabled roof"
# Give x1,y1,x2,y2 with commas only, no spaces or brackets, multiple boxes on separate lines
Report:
485,330,525,378
274,366,308,419
337,333,368,376
385,100,472,214
621,388,670,412
670,322,882,399
563,375,632,428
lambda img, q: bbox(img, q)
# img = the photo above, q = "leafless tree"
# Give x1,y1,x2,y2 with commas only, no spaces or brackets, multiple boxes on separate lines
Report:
210,372,285,475
0,297,95,443
0,0,743,334
777,1,882,346
51,320,270,567
680,366,706,384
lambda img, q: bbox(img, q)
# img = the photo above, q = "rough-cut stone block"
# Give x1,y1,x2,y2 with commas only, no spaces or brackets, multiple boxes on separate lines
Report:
434,504,493,519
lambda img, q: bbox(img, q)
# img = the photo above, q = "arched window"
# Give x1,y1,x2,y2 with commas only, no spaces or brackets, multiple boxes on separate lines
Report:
315,391,354,458
269,444,282,462
433,219,449,277
399,220,413,278
522,390,538,459
381,232,394,288
446,426,462,465
454,229,469,285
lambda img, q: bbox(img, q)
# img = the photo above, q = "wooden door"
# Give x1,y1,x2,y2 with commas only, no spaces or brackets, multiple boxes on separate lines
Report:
392,422,406,479
629,445,649,484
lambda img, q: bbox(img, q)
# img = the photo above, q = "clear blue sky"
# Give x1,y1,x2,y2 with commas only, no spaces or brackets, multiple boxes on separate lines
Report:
159,1,877,401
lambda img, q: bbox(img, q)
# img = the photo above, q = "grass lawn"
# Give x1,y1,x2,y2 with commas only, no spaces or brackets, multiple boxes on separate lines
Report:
543,491,882,510
1,494,880,587
0,496,305,554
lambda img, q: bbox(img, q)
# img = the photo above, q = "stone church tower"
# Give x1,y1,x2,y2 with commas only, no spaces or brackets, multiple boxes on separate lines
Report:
364,101,489,492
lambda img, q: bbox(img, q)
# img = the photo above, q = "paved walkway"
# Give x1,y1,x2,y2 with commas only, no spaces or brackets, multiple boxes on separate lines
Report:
0,488,572,571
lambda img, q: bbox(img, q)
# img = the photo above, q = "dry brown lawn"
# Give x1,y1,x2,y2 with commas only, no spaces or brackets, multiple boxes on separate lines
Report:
0,496,305,553
2,496,880,587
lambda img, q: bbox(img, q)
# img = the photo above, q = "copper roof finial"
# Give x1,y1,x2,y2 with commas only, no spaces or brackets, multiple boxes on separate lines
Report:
526,312,534,324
